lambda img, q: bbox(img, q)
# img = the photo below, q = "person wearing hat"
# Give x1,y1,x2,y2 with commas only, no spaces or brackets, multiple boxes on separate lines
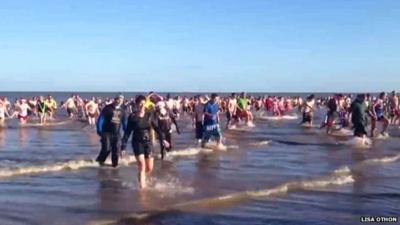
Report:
16,98,32,124
95,94,127,168
154,100,180,160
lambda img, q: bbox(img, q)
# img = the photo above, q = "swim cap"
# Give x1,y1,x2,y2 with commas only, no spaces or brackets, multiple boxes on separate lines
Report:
156,101,166,108
115,94,124,100
160,108,167,116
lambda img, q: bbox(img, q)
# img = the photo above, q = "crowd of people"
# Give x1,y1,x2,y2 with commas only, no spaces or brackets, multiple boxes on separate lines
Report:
1,91,399,188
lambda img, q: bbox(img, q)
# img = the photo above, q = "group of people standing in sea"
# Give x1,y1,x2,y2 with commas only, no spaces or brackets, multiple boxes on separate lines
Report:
303,92,397,141
0,91,398,188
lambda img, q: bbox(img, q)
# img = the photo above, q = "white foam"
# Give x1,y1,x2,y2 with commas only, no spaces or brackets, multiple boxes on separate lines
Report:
364,153,400,164
0,156,137,179
300,175,354,189
0,159,97,178
251,140,271,146
247,121,255,127
203,142,228,151
374,133,390,140
168,148,213,157
147,176,195,196
249,184,289,197
342,137,372,148
334,166,351,175
87,169,356,225
18,121,71,127
260,115,299,121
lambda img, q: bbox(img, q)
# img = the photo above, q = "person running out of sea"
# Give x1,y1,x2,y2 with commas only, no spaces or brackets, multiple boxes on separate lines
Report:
85,97,100,126
351,94,369,144
226,93,238,129
63,95,77,119
14,99,32,125
321,95,340,134
389,91,399,125
0,99,10,127
37,96,48,124
45,95,58,120
201,93,225,149
370,92,389,137
193,95,205,144
237,92,254,125
154,101,180,160
28,97,38,117
301,94,315,126
121,95,165,189
96,94,127,168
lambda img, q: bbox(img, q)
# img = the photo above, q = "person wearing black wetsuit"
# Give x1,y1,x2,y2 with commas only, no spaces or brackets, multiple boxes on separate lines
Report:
121,95,166,189
96,95,126,168
351,94,368,138
37,96,48,124
154,101,180,160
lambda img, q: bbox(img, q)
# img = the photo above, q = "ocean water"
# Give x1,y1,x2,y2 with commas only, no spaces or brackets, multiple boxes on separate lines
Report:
0,92,398,225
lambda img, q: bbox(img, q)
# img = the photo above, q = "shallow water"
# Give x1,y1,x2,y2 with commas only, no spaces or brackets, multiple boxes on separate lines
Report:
0,100,399,225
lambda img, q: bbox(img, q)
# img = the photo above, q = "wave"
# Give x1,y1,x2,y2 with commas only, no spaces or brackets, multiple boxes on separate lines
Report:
364,153,400,164
0,156,138,179
259,115,299,121
88,151,400,225
340,137,372,148
7,120,72,129
250,140,271,146
89,170,353,225
0,144,242,179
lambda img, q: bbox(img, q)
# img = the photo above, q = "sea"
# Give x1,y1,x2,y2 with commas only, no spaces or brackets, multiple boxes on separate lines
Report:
0,92,398,225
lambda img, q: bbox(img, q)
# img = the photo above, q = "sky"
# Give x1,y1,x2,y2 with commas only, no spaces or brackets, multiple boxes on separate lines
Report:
0,0,399,92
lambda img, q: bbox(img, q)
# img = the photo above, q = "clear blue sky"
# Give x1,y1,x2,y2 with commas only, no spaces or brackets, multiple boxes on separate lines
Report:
1,0,399,92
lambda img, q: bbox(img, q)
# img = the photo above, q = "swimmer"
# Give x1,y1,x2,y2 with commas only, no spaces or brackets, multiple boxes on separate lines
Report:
122,95,161,188
0,99,10,127
37,96,48,124
201,93,225,149
45,95,57,120
370,92,389,137
389,91,399,125
193,95,206,144
154,101,180,160
237,92,253,125
15,99,32,124
85,97,100,126
226,93,238,129
301,94,315,126
63,95,77,119
351,94,368,144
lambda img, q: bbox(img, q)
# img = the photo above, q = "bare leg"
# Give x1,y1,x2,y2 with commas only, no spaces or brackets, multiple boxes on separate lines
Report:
135,155,147,189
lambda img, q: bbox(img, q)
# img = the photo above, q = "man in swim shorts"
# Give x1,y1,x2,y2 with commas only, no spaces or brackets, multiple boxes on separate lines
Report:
202,93,224,149
85,97,100,126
